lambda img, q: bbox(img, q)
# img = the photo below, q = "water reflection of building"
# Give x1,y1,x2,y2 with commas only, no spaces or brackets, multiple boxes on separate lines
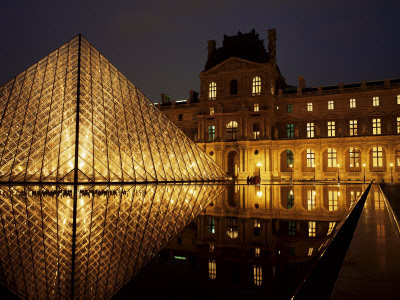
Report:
158,29,400,182
164,184,362,293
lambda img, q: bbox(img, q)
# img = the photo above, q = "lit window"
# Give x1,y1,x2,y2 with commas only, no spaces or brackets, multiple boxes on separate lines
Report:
287,124,294,138
307,122,315,138
308,248,313,256
208,216,215,233
227,217,239,239
327,121,335,137
308,221,316,237
288,221,296,236
328,100,334,110
252,77,261,96
287,104,293,113
372,146,383,167
253,123,260,140
397,95,400,104
306,149,315,167
286,150,294,168
397,117,400,134
349,120,357,136
255,247,261,257
372,118,381,135
350,191,360,206
208,259,216,280
328,191,338,211
396,148,400,167
307,102,313,112
327,222,336,235
254,219,261,236
373,96,379,106
349,98,356,108
254,103,259,112
349,147,360,168
209,82,216,100
208,126,215,142
210,107,214,115
226,121,238,140
287,190,294,209
307,190,316,210
327,148,337,168
210,243,215,252
178,114,183,121
253,265,263,286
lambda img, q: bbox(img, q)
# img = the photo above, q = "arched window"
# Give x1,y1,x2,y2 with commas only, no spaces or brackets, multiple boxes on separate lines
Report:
371,146,383,167
208,82,216,100
226,121,238,140
252,77,261,96
230,79,238,95
306,149,315,168
327,148,337,168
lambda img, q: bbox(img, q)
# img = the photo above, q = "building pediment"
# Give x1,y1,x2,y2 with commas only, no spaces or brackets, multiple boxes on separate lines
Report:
201,57,268,75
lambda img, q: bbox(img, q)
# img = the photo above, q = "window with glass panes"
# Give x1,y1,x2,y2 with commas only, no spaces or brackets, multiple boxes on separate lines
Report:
396,148,400,167
209,82,216,100
308,221,316,237
372,118,381,135
287,150,294,167
307,102,313,111
327,222,336,235
287,123,294,138
307,190,316,210
288,221,296,236
327,148,337,168
252,77,261,96
287,190,294,208
397,117,400,134
372,147,383,167
307,149,315,167
208,216,215,233
210,107,214,115
253,265,262,286
307,122,315,138
327,121,335,137
254,103,259,112
349,120,357,136
253,219,261,236
328,191,338,211
349,147,360,168
373,96,380,106
328,100,334,110
208,126,215,141
287,104,293,113
349,98,356,108
397,95,400,104
208,259,216,279
253,123,260,139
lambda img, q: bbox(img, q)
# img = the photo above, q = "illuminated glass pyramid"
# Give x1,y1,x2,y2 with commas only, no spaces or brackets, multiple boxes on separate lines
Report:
0,35,226,183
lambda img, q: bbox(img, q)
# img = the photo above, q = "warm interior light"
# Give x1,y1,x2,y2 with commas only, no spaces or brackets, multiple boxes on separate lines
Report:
363,163,366,167
256,162,262,167
290,190,293,195
257,191,262,198
289,164,293,168
390,163,393,167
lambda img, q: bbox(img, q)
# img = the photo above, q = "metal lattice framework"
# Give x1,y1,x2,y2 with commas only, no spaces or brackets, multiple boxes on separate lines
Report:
0,183,225,299
0,35,226,183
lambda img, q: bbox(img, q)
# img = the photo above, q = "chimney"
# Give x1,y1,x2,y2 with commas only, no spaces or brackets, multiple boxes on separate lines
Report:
298,76,306,90
189,90,198,103
160,93,171,104
268,29,277,67
207,40,216,59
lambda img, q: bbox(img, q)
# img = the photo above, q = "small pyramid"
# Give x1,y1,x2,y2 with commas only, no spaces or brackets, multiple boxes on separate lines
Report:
0,35,226,183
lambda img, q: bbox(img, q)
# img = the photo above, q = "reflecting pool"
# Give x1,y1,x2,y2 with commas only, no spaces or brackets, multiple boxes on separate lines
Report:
116,183,366,300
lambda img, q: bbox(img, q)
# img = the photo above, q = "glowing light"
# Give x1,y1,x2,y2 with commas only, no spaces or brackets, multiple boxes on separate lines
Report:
256,161,262,167
257,191,262,198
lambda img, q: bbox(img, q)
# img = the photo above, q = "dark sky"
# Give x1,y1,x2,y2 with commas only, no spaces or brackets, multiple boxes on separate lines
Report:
1,0,400,102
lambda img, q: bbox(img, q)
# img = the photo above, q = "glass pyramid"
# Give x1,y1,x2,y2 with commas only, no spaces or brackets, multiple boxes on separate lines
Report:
0,35,226,183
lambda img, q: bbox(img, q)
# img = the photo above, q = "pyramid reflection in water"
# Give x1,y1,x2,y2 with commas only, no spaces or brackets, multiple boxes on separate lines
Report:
0,35,225,183
0,184,225,299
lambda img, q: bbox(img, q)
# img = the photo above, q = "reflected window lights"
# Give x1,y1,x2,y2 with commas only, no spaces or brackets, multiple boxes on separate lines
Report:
372,118,381,135
307,149,315,167
254,219,261,236
349,98,356,108
349,119,358,136
327,121,336,137
227,217,239,239
398,95,400,104
208,259,216,280
253,123,260,140
327,222,336,235
252,77,261,96
397,117,400,134
253,265,263,286
308,221,316,237
396,148,400,167
307,122,315,138
288,221,296,236
209,243,215,253
307,102,313,112
307,190,316,210
208,216,215,234
350,191,361,206
372,147,383,167
349,147,360,168
374,191,384,211
287,190,294,209
308,247,313,256
255,247,261,257
328,191,338,211
210,107,214,115
208,126,215,142
327,148,337,168
209,82,217,100
254,103,259,112
257,190,263,198
287,104,293,113
373,96,380,106
328,100,334,110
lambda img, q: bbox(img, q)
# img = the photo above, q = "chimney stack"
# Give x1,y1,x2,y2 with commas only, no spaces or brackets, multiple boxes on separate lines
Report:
189,90,198,103
207,40,216,59
298,76,306,91
268,29,277,67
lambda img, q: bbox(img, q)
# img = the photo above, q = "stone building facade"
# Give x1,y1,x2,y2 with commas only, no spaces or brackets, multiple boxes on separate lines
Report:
158,29,400,182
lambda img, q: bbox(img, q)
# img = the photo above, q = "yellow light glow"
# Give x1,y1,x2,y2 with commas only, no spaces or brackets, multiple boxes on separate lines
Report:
257,191,262,198
256,161,262,167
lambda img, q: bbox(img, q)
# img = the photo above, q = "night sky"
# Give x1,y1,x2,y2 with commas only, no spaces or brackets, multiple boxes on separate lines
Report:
1,0,400,102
